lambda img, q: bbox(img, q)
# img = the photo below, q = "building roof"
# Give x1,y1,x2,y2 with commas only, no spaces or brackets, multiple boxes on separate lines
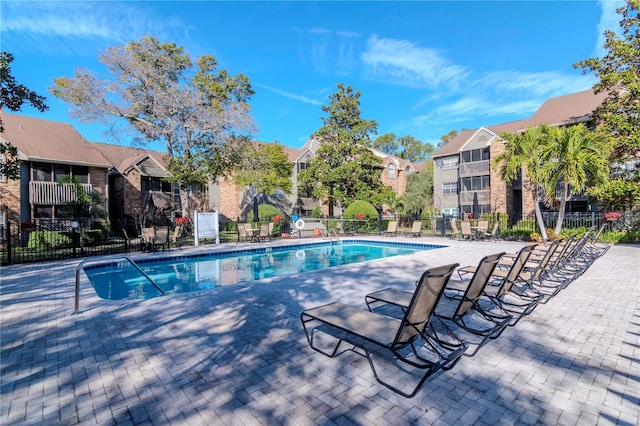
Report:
0,111,111,168
90,142,168,177
526,89,607,128
432,88,607,158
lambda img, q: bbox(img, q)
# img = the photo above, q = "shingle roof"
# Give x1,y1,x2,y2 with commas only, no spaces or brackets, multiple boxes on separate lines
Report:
90,142,168,175
0,111,110,167
526,89,607,128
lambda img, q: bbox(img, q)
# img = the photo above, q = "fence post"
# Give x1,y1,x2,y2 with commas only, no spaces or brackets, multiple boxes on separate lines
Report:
441,214,446,237
6,220,12,265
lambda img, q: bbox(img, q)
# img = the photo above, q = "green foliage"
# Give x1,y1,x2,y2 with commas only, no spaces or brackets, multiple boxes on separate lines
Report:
311,207,322,218
27,231,72,250
398,161,434,214
371,133,434,162
574,0,640,162
513,219,537,232
1,51,49,179
257,204,282,222
82,230,106,246
587,176,640,211
235,142,294,197
343,200,378,219
300,83,394,214
50,36,256,218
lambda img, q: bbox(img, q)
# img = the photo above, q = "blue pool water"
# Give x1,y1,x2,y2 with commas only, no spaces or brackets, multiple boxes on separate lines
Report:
83,240,444,300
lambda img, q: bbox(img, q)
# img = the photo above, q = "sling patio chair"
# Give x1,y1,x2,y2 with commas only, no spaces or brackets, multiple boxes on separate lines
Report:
366,252,511,357
382,220,398,237
450,219,462,240
460,221,474,240
237,223,249,243
258,223,271,242
301,263,465,398
153,226,170,251
409,221,423,237
483,221,500,241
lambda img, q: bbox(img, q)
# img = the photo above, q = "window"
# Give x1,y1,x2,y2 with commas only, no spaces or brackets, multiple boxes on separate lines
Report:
32,163,52,181
72,166,89,184
437,157,459,169
461,175,490,191
297,162,307,173
388,164,396,179
35,206,53,218
442,182,458,194
54,164,70,182
461,148,490,163
443,208,458,217
405,166,411,176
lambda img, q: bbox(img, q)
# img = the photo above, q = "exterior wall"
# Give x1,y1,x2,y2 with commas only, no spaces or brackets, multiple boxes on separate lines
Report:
521,169,535,217
433,155,459,213
489,139,508,213
88,166,108,210
122,169,143,216
0,176,21,223
380,165,408,196
216,176,244,221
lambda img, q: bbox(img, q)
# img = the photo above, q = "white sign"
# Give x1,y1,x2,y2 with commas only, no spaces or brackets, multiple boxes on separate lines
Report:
194,211,219,246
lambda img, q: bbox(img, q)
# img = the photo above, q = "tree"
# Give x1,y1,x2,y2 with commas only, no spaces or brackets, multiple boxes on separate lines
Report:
540,124,613,235
397,135,433,162
396,160,434,215
299,83,395,216
371,133,433,162
574,0,640,211
493,126,553,241
234,142,293,221
371,133,398,154
437,130,459,149
0,51,49,179
50,36,255,220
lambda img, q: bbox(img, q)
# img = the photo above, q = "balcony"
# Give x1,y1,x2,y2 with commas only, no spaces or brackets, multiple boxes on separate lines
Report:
29,181,93,205
459,160,490,176
459,190,490,204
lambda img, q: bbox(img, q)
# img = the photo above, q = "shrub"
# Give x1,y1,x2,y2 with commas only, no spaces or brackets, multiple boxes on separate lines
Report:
82,229,106,246
27,231,73,250
311,206,323,218
258,204,282,222
343,200,378,219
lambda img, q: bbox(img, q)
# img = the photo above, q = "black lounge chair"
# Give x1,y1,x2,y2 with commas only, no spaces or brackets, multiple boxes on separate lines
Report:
366,252,511,357
301,263,465,398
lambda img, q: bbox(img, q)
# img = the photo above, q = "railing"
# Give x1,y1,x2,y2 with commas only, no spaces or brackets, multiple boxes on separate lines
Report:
459,190,491,204
74,256,163,314
29,181,93,205
458,160,490,176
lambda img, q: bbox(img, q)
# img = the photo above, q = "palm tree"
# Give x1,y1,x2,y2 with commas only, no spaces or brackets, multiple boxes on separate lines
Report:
539,124,613,235
492,126,552,241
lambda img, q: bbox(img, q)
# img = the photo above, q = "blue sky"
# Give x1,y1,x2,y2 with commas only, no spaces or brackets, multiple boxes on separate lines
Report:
1,1,624,151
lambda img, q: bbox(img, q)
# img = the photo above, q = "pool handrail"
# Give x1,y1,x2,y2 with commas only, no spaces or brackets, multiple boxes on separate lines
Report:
328,229,341,244
73,256,164,315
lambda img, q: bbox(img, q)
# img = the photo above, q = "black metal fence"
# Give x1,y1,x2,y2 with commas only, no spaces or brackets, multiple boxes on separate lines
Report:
2,212,636,266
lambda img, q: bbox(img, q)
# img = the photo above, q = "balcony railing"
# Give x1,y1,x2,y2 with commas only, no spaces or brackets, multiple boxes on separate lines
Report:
29,181,93,205
459,190,490,204
459,160,490,176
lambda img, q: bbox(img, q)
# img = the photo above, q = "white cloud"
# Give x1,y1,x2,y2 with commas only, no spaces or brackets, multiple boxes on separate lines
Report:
595,0,625,57
361,34,469,90
253,82,323,106
1,1,180,55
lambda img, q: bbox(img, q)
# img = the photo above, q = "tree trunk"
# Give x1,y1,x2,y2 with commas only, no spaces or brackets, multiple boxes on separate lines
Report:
179,183,191,220
532,185,548,241
554,182,569,236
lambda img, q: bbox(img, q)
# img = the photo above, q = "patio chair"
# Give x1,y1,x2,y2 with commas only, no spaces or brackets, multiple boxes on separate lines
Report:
258,223,271,242
382,220,398,237
460,221,474,240
122,229,142,252
450,219,462,240
483,222,500,241
366,252,511,357
169,226,182,251
409,221,422,237
154,226,170,251
141,227,156,252
301,263,465,398
237,223,248,243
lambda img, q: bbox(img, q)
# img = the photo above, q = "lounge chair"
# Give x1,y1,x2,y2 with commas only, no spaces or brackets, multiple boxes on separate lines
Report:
382,220,398,237
459,244,540,325
301,263,465,398
141,226,156,252
409,221,422,237
450,219,462,240
366,252,511,357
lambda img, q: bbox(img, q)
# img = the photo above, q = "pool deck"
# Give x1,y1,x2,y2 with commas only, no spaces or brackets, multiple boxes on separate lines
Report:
1,237,639,425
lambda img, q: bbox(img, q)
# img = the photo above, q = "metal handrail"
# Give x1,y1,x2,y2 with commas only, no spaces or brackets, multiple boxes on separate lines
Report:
329,229,341,244
73,256,164,315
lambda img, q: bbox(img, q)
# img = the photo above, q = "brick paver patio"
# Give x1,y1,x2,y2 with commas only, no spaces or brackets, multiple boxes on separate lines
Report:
1,237,639,425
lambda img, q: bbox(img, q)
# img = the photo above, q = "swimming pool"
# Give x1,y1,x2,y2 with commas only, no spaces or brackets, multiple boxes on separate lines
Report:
83,240,445,300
